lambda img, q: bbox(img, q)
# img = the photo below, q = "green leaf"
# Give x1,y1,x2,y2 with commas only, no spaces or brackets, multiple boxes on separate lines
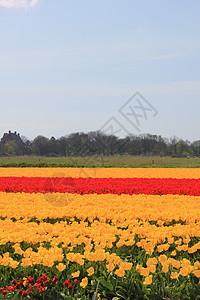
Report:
115,292,127,300
102,271,107,278
101,279,114,291
11,293,20,300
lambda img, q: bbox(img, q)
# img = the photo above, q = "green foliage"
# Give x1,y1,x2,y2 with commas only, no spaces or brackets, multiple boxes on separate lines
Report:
0,155,200,168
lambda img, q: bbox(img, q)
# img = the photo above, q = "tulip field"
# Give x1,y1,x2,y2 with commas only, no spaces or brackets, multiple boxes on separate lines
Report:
0,168,200,299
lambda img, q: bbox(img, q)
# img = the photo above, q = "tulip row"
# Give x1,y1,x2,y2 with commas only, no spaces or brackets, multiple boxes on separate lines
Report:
0,192,200,223
1,176,200,195
1,167,200,178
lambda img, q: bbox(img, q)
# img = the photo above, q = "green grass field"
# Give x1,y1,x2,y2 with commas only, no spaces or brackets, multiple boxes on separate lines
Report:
0,155,200,167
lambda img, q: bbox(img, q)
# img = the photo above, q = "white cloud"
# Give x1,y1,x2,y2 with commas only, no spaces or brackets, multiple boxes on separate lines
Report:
0,0,39,8
29,0,39,7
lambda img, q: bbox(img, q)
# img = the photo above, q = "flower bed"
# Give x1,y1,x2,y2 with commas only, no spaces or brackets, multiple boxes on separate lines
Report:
0,168,200,299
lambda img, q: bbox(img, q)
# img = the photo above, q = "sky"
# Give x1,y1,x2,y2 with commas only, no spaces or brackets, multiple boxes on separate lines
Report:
0,0,200,142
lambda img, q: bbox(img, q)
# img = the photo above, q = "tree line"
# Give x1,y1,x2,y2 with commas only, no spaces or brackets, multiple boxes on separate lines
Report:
0,131,200,157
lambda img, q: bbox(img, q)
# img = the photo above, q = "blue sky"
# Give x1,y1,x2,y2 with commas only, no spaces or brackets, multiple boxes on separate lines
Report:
0,0,200,142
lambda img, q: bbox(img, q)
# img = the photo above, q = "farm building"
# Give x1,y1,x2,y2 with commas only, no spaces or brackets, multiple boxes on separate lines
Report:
1,131,24,145
1,131,26,155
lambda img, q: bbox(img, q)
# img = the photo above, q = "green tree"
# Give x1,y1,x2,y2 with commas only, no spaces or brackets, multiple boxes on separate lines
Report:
32,136,49,155
3,141,17,155
176,139,192,157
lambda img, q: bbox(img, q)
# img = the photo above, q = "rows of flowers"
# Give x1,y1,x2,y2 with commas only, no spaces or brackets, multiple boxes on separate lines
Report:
1,176,200,195
0,168,200,299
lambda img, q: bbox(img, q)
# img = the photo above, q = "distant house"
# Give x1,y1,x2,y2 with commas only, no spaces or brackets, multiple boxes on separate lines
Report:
1,131,24,145
1,131,26,155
